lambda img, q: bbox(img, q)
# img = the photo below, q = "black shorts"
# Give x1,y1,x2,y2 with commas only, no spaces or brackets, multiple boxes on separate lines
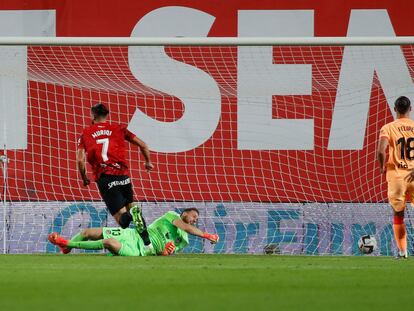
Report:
96,174,134,216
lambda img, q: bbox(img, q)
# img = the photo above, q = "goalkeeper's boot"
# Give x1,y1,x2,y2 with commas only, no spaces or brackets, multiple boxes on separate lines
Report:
130,204,145,233
48,232,71,254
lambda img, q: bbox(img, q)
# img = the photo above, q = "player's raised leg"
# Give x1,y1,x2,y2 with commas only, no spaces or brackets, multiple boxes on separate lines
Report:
63,228,105,253
48,228,118,253
76,228,104,240
129,203,153,253
67,228,106,250
67,235,121,254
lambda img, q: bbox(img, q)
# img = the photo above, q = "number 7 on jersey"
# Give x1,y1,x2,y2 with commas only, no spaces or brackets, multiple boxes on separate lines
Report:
97,138,109,162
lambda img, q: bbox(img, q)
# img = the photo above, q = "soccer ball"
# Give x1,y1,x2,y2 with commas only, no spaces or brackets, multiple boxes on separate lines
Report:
358,235,377,254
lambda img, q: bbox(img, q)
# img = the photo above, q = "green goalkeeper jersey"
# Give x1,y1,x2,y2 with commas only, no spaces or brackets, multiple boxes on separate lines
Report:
148,211,189,254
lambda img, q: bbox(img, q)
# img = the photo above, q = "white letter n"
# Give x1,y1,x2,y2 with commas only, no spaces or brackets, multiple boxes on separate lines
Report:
328,10,414,150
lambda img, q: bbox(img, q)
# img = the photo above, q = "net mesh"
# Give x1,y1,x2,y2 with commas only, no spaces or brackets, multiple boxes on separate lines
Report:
1,44,414,255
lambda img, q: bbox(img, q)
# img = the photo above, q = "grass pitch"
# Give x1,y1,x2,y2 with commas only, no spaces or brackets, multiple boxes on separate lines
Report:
0,254,413,311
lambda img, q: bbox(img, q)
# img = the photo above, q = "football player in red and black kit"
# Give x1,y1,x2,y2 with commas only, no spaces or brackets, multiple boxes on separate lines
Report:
77,103,154,238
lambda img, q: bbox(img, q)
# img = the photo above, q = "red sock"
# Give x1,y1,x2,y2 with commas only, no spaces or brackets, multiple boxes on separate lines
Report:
393,215,407,252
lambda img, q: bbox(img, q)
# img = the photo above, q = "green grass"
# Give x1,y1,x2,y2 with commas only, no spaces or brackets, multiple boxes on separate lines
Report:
0,254,413,311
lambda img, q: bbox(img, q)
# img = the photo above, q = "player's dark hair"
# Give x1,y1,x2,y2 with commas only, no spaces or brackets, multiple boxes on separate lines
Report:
180,207,200,216
394,96,411,114
91,103,109,118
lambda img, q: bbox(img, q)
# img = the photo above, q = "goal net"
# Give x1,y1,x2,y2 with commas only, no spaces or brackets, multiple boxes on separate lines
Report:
1,37,413,255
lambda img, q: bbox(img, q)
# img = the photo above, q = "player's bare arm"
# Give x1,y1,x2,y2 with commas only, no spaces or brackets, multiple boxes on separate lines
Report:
172,218,219,243
377,137,388,174
404,170,414,183
130,136,154,172
76,148,90,186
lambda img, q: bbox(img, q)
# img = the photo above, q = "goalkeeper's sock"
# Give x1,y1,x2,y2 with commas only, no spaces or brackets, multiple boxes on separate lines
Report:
67,240,104,250
64,232,87,251
393,215,407,254
70,232,87,243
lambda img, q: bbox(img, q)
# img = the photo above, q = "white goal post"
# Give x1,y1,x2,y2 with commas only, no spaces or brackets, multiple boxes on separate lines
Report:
1,36,414,255
0,36,413,46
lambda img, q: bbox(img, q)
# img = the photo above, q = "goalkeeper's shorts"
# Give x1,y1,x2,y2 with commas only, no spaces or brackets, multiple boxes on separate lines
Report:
103,227,145,256
386,169,414,212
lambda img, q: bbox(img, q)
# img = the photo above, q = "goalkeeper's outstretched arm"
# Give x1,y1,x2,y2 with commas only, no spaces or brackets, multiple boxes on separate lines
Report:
172,218,219,243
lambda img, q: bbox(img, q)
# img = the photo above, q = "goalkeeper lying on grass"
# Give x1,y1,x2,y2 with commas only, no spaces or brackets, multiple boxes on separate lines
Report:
48,207,219,256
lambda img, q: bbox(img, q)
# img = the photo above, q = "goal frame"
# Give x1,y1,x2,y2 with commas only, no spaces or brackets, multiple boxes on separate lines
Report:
1,35,413,255
0,36,413,46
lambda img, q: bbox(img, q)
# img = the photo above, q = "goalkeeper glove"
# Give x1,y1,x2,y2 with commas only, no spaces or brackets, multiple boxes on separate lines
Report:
202,233,219,244
161,241,176,256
